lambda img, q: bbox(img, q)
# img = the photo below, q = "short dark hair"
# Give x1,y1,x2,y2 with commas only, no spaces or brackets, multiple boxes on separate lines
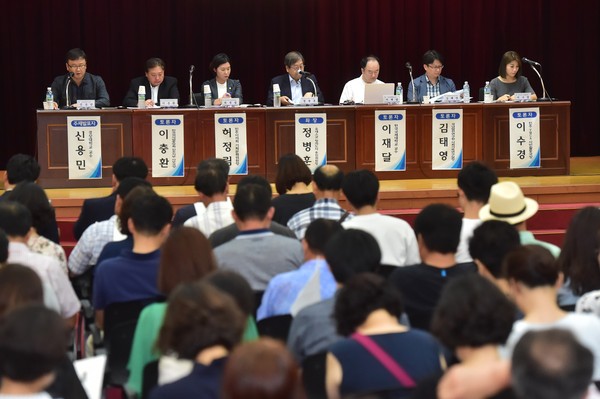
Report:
360,55,380,69
115,177,151,200
5,154,40,185
313,165,343,191
145,57,165,71
275,154,312,196
8,182,55,234
66,48,86,62
205,269,255,317
118,185,155,235
284,51,304,68
233,179,272,222
325,229,381,284
431,274,516,350
196,157,230,176
457,162,498,203
304,219,343,255
414,204,462,254
498,51,523,79
157,282,245,359
0,202,32,237
237,175,272,192
512,329,594,399
335,273,403,336
0,229,7,263
130,194,173,235
112,157,148,182
210,53,231,71
0,305,68,382
342,169,379,209
194,160,229,196
469,220,521,278
0,264,44,316
423,50,444,66
503,245,559,288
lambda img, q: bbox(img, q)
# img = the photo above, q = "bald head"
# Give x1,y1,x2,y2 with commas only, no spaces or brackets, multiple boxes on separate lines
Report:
313,165,344,195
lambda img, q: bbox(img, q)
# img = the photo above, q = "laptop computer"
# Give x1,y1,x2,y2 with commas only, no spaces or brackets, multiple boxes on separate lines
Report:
363,83,395,104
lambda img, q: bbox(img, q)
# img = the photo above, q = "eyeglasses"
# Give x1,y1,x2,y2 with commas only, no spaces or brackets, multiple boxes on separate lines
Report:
289,64,305,71
68,64,87,70
427,64,444,70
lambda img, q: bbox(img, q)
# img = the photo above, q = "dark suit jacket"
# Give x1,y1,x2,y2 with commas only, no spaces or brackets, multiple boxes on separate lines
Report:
200,78,243,104
266,73,325,106
172,204,197,228
122,76,179,107
406,74,456,103
73,193,116,240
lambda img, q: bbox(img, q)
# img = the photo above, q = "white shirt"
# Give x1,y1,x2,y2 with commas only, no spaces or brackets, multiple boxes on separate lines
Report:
342,213,420,267
184,198,234,237
217,81,227,99
455,218,482,263
339,76,384,104
289,75,303,104
150,84,159,104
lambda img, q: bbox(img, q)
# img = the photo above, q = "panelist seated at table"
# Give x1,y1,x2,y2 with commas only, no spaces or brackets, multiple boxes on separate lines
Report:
122,57,179,107
200,53,243,105
50,48,110,109
490,51,537,102
266,51,325,106
407,49,456,103
339,55,384,104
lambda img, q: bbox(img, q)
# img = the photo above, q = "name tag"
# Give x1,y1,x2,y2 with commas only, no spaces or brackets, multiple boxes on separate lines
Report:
221,98,240,107
513,93,532,102
383,95,402,105
442,94,461,103
299,97,318,106
77,100,95,110
160,99,179,108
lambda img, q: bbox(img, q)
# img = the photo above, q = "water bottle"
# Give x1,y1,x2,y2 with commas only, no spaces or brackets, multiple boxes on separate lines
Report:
45,87,54,109
137,85,146,109
273,83,281,107
204,85,212,107
484,81,492,103
395,82,403,104
463,81,470,103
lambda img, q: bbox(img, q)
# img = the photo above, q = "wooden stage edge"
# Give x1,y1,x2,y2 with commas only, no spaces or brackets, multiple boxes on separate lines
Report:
4,157,600,219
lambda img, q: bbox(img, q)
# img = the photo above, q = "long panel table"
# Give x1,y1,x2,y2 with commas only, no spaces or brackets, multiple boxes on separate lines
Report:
36,101,570,188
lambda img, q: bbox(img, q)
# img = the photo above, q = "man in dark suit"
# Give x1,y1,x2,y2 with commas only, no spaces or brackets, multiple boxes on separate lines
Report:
122,57,179,107
1,154,40,201
72,157,148,240
266,51,324,106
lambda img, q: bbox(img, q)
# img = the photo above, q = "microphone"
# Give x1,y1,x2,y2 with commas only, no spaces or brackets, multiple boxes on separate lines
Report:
405,62,412,71
186,65,195,107
299,70,312,77
298,70,318,103
405,62,418,103
522,57,541,66
189,65,195,73
65,72,74,107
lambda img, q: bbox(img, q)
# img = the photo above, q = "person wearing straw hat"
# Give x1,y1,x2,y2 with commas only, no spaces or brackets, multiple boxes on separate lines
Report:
479,181,560,258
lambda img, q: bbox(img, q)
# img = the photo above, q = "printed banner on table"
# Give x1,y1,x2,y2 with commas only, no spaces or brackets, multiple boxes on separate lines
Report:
432,109,463,170
152,115,185,177
67,116,102,179
509,107,541,169
374,110,406,171
295,113,327,172
214,113,248,175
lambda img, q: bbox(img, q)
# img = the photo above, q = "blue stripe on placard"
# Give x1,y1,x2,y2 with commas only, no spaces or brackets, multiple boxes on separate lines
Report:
298,117,325,124
232,156,248,175
435,113,461,120
377,114,404,121
70,120,99,127
89,159,102,178
512,111,538,118
450,150,463,169
529,148,541,167
394,153,406,170
217,117,245,124
172,158,185,177
154,118,182,126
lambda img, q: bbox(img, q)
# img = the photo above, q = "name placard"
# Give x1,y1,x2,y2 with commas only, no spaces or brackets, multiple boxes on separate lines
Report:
383,95,402,105
295,114,327,172
513,93,532,102
299,97,318,106
432,109,463,170
67,116,102,179
374,110,406,171
221,98,240,107
151,115,185,177
159,99,178,108
509,108,541,169
214,113,248,175
77,100,95,110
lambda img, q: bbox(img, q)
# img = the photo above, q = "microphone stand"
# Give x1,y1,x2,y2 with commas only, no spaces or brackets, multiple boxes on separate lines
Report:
407,66,419,104
306,77,318,103
65,74,72,107
184,65,195,108
528,63,553,102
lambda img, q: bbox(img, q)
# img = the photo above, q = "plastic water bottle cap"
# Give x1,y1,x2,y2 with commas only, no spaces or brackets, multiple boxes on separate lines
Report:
273,83,280,92
138,85,146,95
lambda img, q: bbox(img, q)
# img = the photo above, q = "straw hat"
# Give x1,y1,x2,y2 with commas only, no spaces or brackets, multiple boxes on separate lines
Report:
576,290,600,317
479,181,538,225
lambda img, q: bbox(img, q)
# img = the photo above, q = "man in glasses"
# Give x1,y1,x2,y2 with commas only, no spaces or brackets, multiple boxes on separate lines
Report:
266,50,324,106
407,49,456,103
50,47,110,108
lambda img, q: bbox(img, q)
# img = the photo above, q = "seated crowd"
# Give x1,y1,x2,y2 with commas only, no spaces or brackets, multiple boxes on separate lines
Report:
1,152,600,399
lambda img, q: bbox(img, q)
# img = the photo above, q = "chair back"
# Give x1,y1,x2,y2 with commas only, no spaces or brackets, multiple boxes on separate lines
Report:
302,352,327,399
256,314,293,342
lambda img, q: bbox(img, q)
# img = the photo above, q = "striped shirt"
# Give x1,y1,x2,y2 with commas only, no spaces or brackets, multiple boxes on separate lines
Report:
287,198,353,239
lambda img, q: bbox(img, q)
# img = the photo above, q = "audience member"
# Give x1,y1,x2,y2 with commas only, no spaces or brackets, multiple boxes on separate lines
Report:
257,218,342,320
148,282,245,399
201,53,243,105
512,329,596,399
272,153,315,225
455,161,498,263
73,156,148,240
339,55,384,104
342,169,420,267
267,50,324,106
503,245,600,381
288,229,381,362
8,182,65,272
326,273,445,399
214,177,303,291
93,193,172,329
479,181,560,257
389,204,477,331
122,57,179,107
577,290,600,318
0,229,7,264
288,165,352,239
1,154,41,201
222,337,306,399
557,206,600,309
407,50,456,103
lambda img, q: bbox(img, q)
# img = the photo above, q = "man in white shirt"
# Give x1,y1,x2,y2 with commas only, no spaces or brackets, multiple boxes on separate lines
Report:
339,55,384,104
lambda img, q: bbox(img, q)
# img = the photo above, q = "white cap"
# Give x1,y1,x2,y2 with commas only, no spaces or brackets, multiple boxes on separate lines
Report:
273,83,281,92
204,85,211,94
138,85,146,95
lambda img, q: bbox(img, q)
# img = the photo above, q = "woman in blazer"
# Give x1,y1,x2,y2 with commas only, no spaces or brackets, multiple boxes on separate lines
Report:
201,53,243,105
